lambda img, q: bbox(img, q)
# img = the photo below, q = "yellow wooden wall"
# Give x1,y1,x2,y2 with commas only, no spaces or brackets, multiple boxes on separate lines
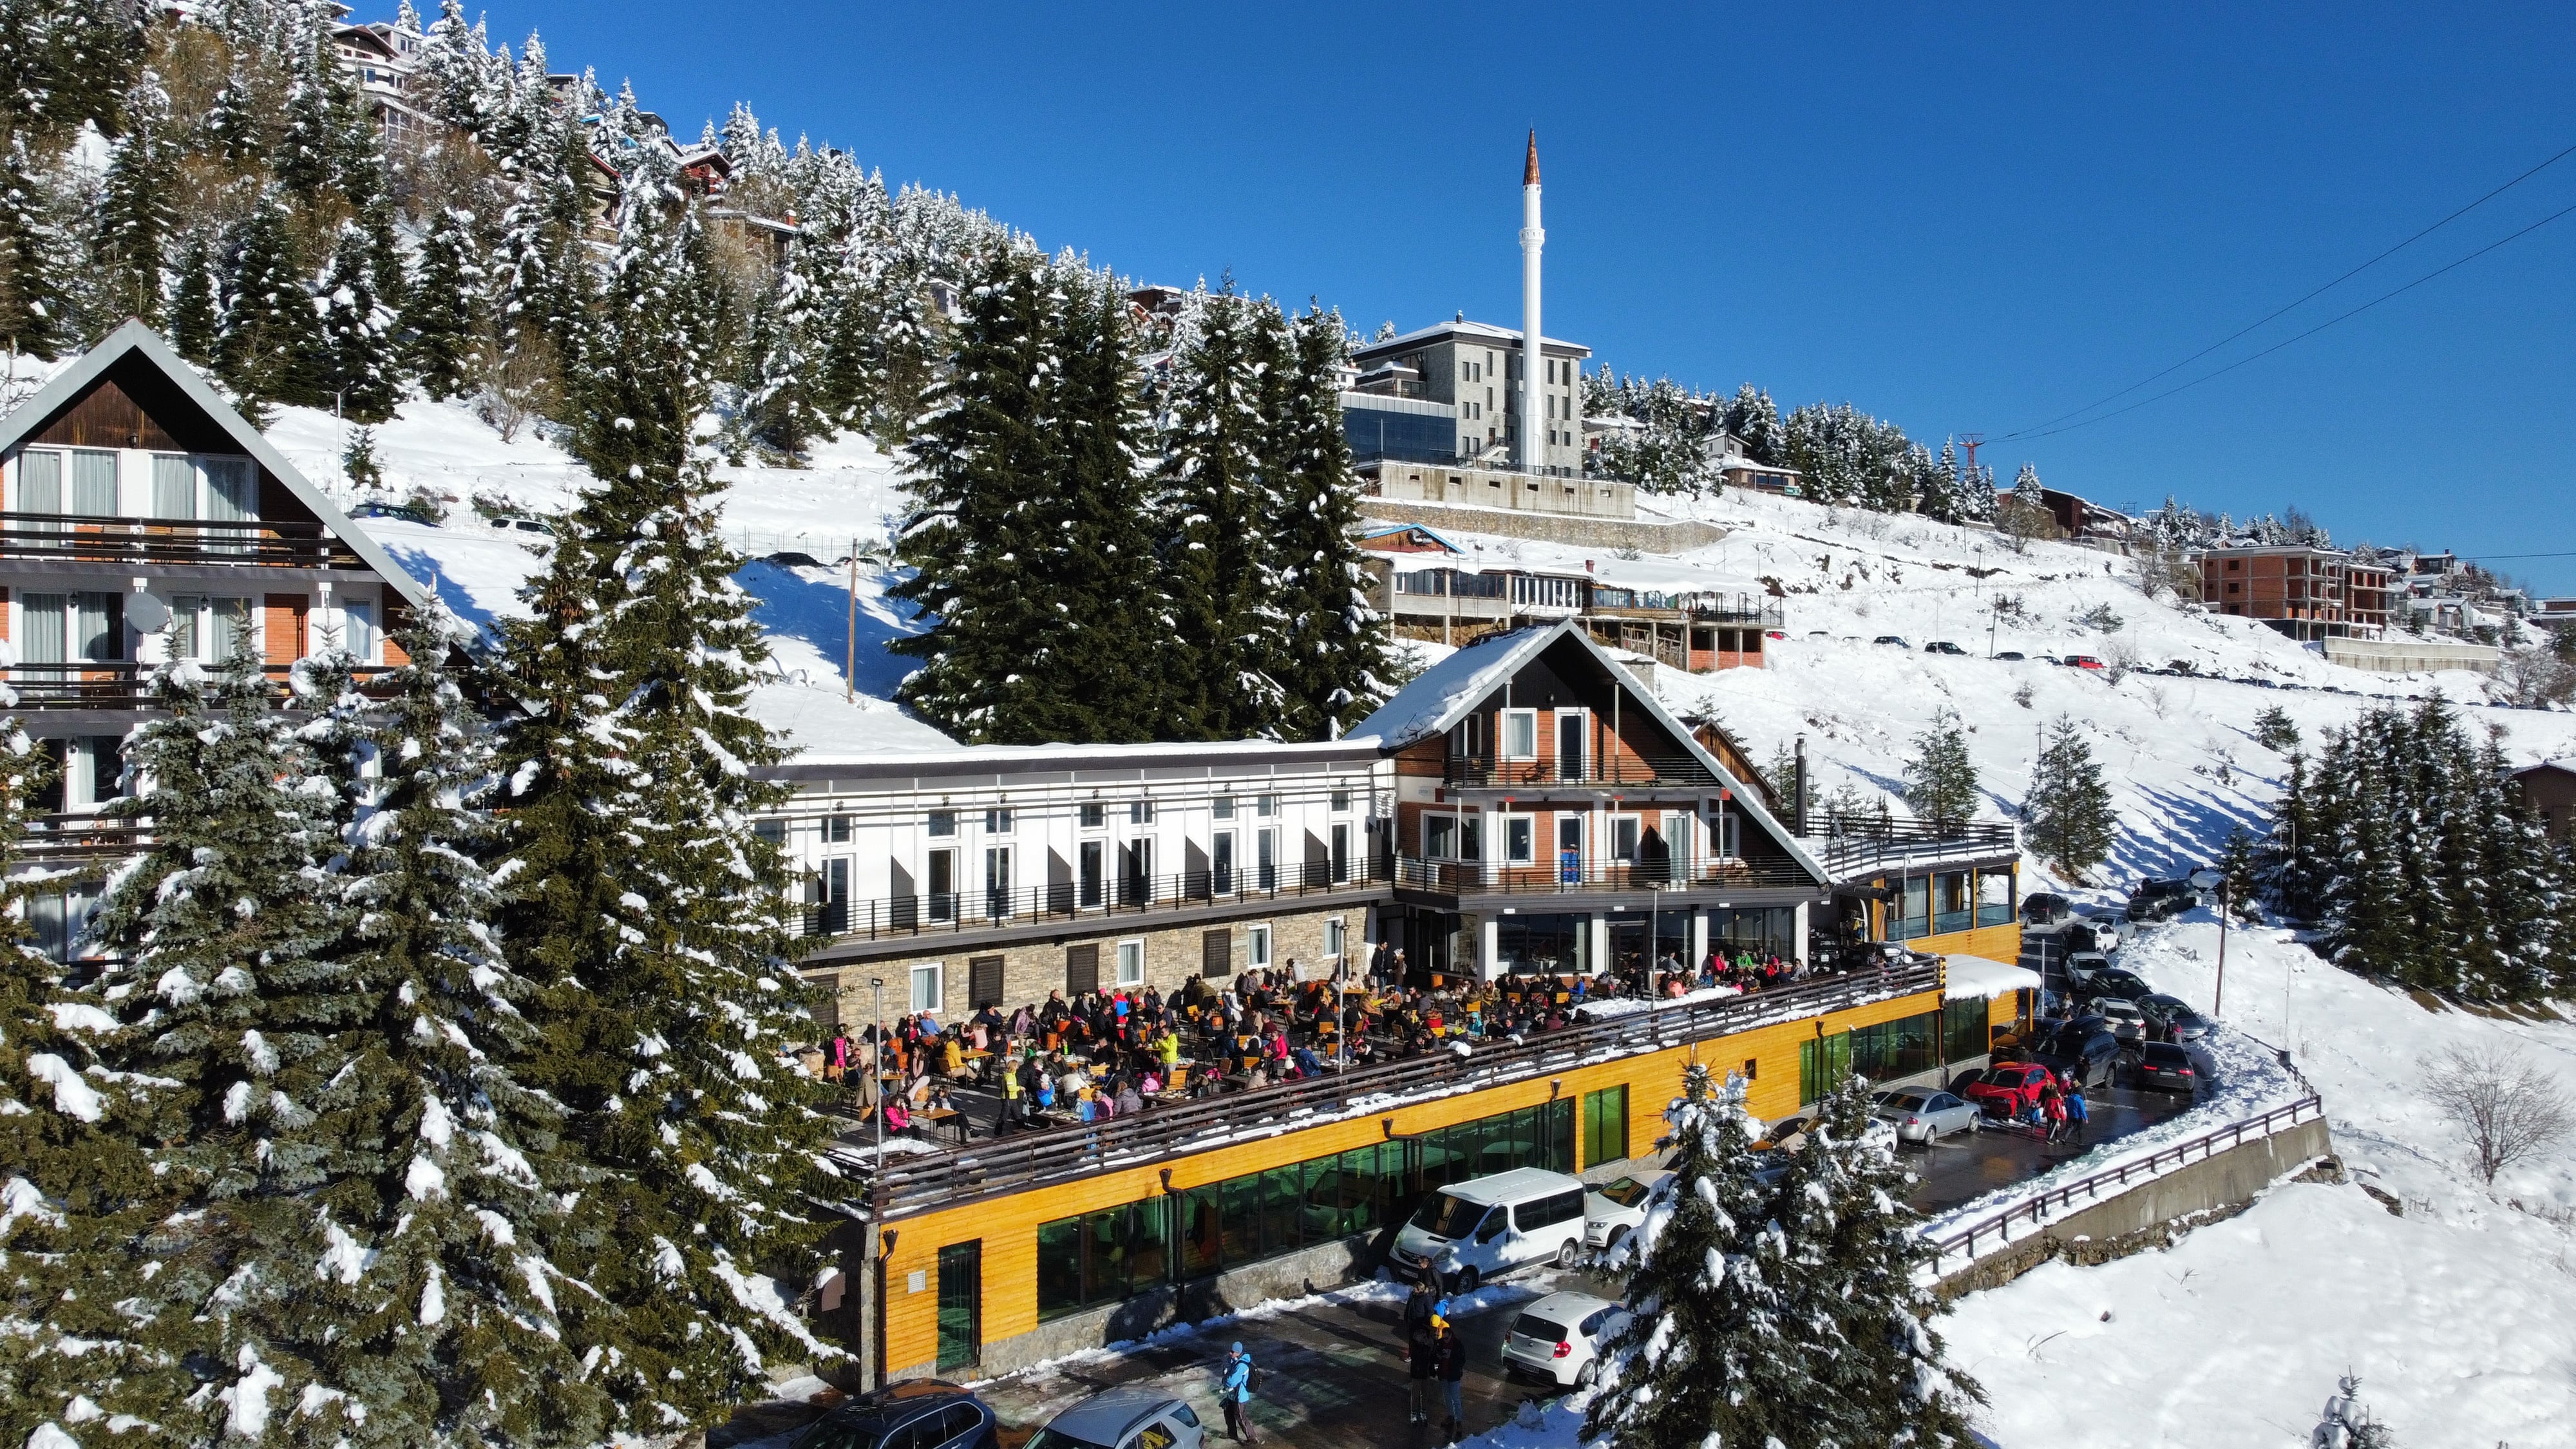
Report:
875,984,1946,1373
1912,920,2023,966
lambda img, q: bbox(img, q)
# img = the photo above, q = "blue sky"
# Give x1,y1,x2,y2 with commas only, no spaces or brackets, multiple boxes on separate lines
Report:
477,3,2573,589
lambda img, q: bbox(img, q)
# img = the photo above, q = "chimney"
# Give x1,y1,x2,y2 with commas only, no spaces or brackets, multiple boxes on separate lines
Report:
1519,129,1545,477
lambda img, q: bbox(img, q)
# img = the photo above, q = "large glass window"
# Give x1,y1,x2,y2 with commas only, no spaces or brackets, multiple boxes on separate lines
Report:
1495,913,1586,976
1343,404,1457,466
1976,868,2016,926
1895,875,1931,940
1846,1011,1942,1083
1944,998,1994,1063
1932,872,1971,936
1708,906,1798,959
1581,1085,1629,1168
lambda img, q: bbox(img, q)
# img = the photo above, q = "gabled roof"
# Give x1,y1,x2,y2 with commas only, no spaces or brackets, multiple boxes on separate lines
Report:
1359,523,1465,554
0,320,434,614
1354,620,1830,883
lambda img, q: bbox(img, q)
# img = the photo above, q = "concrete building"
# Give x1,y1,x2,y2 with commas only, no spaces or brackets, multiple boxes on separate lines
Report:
2199,543,2394,641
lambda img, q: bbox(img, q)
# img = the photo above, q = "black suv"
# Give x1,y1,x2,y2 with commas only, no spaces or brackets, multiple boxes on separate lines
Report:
790,1381,999,1449
2075,968,2154,1006
2125,878,2198,922
2128,1041,2199,1094
2022,892,2074,927
2028,1023,2122,1090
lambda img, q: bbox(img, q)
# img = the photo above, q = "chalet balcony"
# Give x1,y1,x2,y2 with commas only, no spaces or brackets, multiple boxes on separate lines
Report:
0,513,369,569
19,811,153,863
1441,753,1721,790
791,858,1387,947
5,661,395,711
1392,853,1815,898
1797,819,2018,880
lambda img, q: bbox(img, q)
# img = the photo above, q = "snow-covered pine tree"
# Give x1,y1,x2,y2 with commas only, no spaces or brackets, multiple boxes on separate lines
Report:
81,650,357,1442
493,185,838,1432
1263,303,1393,741
2270,748,2322,918
1774,1073,1985,1446
887,244,1061,741
2215,826,2262,919
308,218,402,421
741,227,829,457
0,717,189,1448
0,0,141,140
1721,382,1783,465
167,231,220,365
2252,703,2300,753
403,206,486,401
1904,709,1980,835
215,188,319,416
1153,282,1289,740
0,133,74,357
1584,1064,1811,1449
93,70,177,328
417,0,499,138
2023,714,2116,880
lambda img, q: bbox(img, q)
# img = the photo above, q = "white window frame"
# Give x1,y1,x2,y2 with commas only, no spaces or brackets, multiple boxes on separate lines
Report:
1247,923,1272,971
909,961,943,1014
1324,917,1347,961
1610,813,1642,864
1115,938,1146,988
1500,708,1539,761
1503,813,1535,866
1554,708,1587,779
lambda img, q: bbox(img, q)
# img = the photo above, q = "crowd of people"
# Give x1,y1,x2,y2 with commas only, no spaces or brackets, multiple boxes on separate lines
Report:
814,940,1823,1144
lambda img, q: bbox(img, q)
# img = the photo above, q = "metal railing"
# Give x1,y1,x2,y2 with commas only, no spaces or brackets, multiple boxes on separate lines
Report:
849,956,1945,1216
793,858,1386,944
1391,853,1816,897
1800,820,2018,879
1924,1094,2325,1269
0,512,367,568
17,811,153,862
4,661,397,711
1441,753,1721,789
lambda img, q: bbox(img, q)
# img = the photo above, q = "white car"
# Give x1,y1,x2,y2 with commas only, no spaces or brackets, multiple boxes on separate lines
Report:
1392,1167,1590,1293
1501,1289,1629,1390
1582,1171,1671,1251
1028,1388,1204,1449
2094,996,2148,1045
1870,1087,1982,1144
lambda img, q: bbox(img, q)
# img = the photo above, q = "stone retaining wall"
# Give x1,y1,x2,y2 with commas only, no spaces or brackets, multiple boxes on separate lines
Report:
1361,498,1726,553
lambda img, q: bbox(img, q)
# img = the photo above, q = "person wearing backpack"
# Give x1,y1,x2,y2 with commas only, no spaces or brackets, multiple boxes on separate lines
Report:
2065,1083,2090,1146
1404,1281,1439,1423
1435,1316,1466,1441
1220,1341,1259,1443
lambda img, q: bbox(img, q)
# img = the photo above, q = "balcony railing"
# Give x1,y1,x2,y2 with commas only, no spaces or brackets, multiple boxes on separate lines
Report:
793,858,1386,946
1441,753,1721,790
17,811,153,862
4,661,396,711
0,512,368,569
847,955,1945,1216
1392,853,1817,897
1799,819,2018,880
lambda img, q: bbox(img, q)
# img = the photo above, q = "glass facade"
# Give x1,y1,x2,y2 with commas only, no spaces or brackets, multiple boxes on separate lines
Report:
1944,997,1995,1063
1707,906,1799,959
1847,1010,1940,1082
1343,403,1457,464
1581,1085,1629,1168
1036,1100,1574,1321
1496,913,1587,976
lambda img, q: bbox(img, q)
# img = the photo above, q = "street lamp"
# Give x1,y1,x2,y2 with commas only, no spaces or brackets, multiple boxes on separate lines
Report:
869,977,886,1157
2188,868,2227,1016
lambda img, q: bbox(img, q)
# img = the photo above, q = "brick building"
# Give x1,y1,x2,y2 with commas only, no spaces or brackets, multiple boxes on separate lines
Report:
2199,544,2394,641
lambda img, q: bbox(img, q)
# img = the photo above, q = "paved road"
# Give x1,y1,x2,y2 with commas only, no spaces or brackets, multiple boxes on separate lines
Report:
1904,1078,2198,1215
975,1267,1620,1448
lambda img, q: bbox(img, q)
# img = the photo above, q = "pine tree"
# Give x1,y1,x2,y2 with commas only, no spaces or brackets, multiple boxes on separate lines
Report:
887,245,1061,741
1585,1065,1810,1449
1153,283,1287,739
167,231,220,365
308,218,402,421
0,0,142,140
1263,303,1394,740
0,720,189,1447
1903,708,1980,834
0,132,72,357
1774,1073,1986,1446
2271,748,2322,918
2023,714,2116,880
215,189,318,415
741,229,829,457
2252,703,2300,753
2215,826,2261,919
493,189,839,1432
404,206,487,401
93,70,177,327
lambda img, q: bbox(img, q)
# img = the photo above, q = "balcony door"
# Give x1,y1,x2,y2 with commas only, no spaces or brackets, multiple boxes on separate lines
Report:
1555,708,1587,781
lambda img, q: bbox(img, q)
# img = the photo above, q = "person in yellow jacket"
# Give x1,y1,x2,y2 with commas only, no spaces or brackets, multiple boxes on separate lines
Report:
941,1032,965,1077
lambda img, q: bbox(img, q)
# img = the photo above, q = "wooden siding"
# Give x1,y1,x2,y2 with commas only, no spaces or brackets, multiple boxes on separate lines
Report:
1909,920,2023,966
873,983,1946,1375
263,594,308,664
29,378,184,452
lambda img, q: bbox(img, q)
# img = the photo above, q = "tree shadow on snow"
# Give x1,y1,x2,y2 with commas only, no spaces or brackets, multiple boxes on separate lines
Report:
2109,784,2271,884
386,545,500,640
735,559,923,701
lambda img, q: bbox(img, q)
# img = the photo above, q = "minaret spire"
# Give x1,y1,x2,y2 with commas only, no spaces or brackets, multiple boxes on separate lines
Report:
1519,129,1546,475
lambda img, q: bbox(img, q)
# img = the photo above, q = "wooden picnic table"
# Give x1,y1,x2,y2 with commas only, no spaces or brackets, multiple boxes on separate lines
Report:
916,1106,970,1144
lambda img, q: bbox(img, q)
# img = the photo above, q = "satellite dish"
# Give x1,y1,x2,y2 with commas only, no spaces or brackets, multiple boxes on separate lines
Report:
126,592,171,632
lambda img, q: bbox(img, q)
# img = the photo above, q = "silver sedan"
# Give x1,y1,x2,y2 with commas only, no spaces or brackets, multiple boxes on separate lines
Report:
1871,1088,1982,1144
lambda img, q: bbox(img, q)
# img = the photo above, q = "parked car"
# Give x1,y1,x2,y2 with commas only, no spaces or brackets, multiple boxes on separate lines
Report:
2093,997,2148,1045
2125,878,2199,922
2063,949,2113,986
1765,629,1787,641
1996,650,2027,661
1501,1290,1630,1390
1027,1388,1202,1449
2063,654,2106,670
2021,892,2075,927
2069,914,2121,953
1393,1166,1591,1292
1924,641,1967,655
789,1381,999,1449
1583,1171,1670,1251
2076,968,2155,1005
2127,1040,2201,1094
1872,635,1911,647
2138,993,2213,1043
1871,1087,1982,1144
2029,1022,2123,1090
1960,1061,2059,1117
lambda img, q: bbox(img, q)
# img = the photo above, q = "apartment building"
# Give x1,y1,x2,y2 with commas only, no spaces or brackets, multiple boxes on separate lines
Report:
2199,543,2394,640
1348,319,1592,477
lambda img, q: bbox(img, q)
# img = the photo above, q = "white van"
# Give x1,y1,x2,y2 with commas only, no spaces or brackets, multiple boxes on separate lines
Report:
1390,1167,1589,1293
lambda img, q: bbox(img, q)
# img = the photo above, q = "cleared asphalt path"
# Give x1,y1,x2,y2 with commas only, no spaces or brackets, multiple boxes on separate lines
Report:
1904,1078,2198,1216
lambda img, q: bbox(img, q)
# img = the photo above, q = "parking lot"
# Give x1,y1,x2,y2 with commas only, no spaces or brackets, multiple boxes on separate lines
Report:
1903,1076,2199,1215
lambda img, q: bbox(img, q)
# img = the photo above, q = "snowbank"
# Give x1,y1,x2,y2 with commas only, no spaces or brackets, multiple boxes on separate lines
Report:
1942,954,2042,1001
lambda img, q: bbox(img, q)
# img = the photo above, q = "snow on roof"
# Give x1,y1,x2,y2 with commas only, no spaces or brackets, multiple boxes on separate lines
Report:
1352,319,1591,357
1942,954,2043,1001
769,735,1385,773
1348,621,1567,747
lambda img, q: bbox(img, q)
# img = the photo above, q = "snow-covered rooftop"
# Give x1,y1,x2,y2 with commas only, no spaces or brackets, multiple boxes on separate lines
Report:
1352,317,1591,357
1940,954,2043,1001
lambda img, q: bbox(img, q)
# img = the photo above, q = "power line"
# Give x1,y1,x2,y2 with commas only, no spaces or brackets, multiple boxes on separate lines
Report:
2004,195,2576,442
1998,137,2576,441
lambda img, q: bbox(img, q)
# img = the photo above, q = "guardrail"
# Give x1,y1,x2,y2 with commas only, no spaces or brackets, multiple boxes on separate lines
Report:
792,859,1387,945
1801,821,2018,880
18,812,153,861
0,512,367,568
1923,1094,2324,1269
849,957,1944,1216
1441,754,1721,789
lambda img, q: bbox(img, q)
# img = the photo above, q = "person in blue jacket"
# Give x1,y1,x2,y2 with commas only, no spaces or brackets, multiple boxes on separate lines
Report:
1220,1342,1258,1444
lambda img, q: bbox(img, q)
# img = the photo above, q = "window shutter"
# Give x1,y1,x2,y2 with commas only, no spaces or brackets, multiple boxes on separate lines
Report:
1202,929,1232,978
807,974,841,1031
1065,943,1099,996
969,955,1005,1010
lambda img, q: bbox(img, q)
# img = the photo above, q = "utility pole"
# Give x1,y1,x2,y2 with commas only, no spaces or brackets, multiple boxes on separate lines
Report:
846,543,859,703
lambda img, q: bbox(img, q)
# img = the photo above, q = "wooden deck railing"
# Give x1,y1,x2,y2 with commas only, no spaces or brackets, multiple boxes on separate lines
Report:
0,512,367,568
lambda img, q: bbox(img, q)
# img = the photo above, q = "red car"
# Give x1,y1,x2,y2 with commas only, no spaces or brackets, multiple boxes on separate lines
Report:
2063,654,2106,670
1960,1062,2059,1117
